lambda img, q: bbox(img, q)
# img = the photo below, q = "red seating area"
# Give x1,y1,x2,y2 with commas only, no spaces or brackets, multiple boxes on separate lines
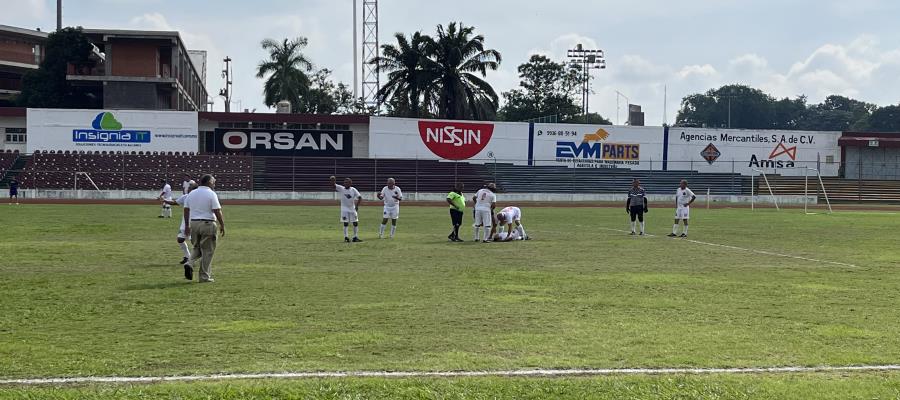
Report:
260,157,493,192
19,151,252,190
0,150,18,178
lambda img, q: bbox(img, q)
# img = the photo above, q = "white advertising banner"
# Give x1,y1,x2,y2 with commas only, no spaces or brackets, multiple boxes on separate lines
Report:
667,127,842,176
532,124,664,169
26,108,199,153
369,116,529,162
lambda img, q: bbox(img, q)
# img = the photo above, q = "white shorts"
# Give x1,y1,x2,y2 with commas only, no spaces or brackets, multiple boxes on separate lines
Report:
162,197,173,207
675,207,690,220
341,210,359,223
474,209,493,226
383,206,399,220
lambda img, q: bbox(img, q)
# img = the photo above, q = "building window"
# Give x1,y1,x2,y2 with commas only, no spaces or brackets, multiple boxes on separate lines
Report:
4,128,26,143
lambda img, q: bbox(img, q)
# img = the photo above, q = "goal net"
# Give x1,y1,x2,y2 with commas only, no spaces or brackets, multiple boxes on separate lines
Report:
751,167,832,213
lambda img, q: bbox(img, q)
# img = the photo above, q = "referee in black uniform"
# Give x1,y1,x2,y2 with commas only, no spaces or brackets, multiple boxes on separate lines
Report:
626,178,648,235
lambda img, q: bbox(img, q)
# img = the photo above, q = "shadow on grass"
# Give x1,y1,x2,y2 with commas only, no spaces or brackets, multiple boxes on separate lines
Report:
122,281,190,291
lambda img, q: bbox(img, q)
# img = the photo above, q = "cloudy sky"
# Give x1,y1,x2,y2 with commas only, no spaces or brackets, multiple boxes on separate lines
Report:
5,0,900,124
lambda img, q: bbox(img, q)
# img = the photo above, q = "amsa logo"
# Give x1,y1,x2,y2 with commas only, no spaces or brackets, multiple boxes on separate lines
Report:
72,112,151,144
418,121,494,160
555,129,640,160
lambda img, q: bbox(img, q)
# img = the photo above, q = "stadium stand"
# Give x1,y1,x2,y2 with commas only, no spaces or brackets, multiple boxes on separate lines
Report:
0,150,18,179
17,151,252,190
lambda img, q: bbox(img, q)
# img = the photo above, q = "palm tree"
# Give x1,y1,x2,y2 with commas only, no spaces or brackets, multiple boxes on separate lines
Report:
423,22,501,120
256,37,314,111
371,32,432,117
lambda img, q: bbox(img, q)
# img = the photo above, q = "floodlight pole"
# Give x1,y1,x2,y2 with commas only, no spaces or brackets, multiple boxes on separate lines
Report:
567,44,605,123
57,0,62,31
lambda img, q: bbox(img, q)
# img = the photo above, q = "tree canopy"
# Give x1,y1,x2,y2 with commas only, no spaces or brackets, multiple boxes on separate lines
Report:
17,27,101,109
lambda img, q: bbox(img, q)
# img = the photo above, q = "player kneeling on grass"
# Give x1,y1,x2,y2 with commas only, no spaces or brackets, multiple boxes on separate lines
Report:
330,176,363,242
627,178,648,235
472,182,497,242
377,178,402,239
164,180,197,264
668,179,696,238
492,206,529,241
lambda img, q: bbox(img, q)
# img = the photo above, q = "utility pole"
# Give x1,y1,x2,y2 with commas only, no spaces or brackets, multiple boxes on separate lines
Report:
352,0,358,99
56,0,62,31
219,57,232,113
567,44,605,123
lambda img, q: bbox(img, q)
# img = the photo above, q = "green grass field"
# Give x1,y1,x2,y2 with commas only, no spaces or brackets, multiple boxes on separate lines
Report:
2,203,900,399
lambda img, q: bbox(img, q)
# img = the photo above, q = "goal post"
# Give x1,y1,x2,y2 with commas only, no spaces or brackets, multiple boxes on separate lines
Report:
804,167,833,214
751,168,780,211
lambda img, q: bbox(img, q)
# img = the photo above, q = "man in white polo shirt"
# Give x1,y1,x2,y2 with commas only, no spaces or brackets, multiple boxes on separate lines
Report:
377,177,402,239
183,174,225,283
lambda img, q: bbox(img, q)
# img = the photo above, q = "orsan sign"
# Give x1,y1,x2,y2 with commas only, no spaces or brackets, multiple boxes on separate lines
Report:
208,128,352,156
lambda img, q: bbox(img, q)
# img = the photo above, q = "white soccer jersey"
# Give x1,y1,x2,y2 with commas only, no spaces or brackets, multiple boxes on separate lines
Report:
496,231,521,241
676,187,695,208
380,186,403,208
182,180,190,194
336,184,362,212
161,184,172,200
474,188,496,211
498,206,521,222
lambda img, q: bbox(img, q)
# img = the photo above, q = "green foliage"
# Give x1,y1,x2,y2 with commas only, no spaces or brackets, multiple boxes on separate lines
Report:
373,23,502,120
17,27,100,109
256,37,313,112
865,105,900,131
676,86,883,131
498,54,592,123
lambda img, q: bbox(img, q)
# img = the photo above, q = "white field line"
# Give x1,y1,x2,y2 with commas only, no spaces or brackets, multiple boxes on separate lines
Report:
3,365,900,385
594,227,859,268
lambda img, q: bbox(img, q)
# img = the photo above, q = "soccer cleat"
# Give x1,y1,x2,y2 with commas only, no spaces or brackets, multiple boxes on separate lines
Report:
680,233,688,238
379,235,384,239
639,232,644,236
158,215,164,218
199,278,215,283
667,233,677,237
179,257,188,265
452,237,464,242
352,237,363,243
344,237,351,243
629,231,636,235
183,264,193,280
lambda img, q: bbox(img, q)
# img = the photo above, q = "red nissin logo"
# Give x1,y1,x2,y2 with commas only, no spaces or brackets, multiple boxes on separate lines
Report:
418,121,494,160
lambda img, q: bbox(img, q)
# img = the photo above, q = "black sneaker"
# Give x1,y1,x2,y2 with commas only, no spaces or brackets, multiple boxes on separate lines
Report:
344,237,351,243
352,237,363,242
183,264,193,280
452,237,464,242
158,216,164,218
639,232,644,236
448,234,455,241
629,231,636,236
680,233,688,238
179,257,188,265
667,233,677,237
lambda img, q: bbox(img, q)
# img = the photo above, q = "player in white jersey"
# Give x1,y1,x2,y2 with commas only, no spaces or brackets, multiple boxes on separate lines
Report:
472,183,497,242
493,206,528,241
330,176,363,242
492,230,522,241
668,179,697,238
157,180,173,218
377,178,403,238
165,180,197,264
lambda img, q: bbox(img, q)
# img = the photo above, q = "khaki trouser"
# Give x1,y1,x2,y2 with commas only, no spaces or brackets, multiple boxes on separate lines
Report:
189,220,217,281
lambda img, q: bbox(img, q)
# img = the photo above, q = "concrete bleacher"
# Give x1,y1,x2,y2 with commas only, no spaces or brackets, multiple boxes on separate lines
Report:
18,151,252,191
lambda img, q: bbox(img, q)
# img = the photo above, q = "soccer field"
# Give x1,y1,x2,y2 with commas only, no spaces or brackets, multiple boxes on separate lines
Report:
2,203,900,399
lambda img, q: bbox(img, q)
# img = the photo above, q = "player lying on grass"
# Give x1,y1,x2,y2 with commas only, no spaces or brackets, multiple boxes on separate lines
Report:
377,178,402,239
492,230,523,241
164,180,197,265
330,176,363,242
491,206,529,241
